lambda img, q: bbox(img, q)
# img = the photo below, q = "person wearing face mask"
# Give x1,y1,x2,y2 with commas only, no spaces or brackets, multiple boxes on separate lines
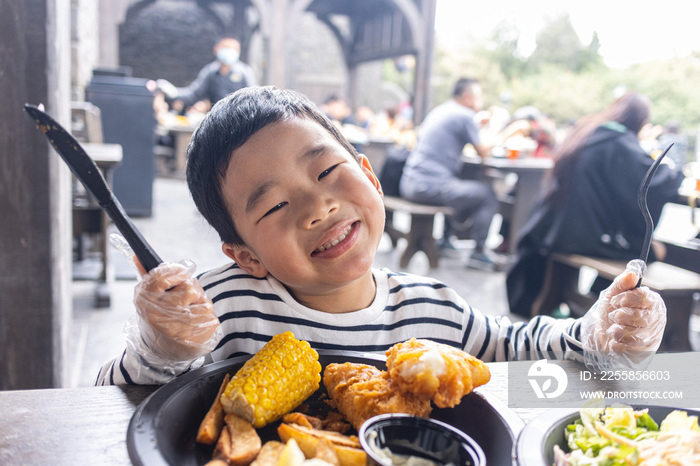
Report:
155,36,257,113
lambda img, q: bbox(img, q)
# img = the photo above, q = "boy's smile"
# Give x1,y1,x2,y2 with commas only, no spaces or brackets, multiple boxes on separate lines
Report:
220,116,385,312
311,220,358,257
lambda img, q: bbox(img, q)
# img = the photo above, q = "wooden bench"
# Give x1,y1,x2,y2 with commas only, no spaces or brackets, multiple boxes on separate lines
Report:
533,253,700,351
383,196,454,268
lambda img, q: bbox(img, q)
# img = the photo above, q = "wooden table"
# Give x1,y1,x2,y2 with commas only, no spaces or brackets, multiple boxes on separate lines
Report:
2,353,697,464
655,181,700,274
463,155,554,254
362,137,395,172
0,384,154,464
156,119,199,172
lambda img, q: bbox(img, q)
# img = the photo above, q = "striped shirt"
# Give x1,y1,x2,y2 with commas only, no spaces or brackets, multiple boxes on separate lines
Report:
95,264,584,385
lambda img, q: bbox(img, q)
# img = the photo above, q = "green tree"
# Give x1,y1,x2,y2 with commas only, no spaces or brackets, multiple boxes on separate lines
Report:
479,20,527,80
529,12,603,72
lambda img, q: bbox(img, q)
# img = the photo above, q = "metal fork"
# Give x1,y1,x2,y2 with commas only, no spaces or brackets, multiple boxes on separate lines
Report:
635,143,674,287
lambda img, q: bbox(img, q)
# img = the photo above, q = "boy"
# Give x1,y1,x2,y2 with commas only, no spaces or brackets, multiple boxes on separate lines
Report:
96,87,665,386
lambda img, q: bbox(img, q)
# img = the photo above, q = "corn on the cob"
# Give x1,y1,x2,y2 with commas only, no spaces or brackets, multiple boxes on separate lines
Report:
220,331,322,428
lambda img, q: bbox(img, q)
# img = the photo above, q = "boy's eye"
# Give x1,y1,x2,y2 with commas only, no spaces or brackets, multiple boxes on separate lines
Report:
263,202,287,218
318,164,340,180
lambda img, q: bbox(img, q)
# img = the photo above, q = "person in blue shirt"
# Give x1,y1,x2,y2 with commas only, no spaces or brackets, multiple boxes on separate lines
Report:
399,78,499,269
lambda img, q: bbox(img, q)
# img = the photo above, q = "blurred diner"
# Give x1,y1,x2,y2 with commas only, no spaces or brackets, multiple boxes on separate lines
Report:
154,36,257,115
496,106,557,159
399,77,501,270
506,92,685,317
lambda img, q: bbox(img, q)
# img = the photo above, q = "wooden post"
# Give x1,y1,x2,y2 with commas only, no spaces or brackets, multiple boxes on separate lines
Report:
0,0,72,389
412,0,437,125
266,0,288,87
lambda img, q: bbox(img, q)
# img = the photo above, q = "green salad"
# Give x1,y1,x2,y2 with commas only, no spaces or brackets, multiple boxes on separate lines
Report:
553,405,700,465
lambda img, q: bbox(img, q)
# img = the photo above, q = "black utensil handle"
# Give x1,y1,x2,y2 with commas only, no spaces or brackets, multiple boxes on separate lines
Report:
634,143,673,288
102,197,163,272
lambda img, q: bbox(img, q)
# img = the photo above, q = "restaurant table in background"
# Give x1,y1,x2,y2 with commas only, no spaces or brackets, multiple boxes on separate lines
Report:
463,155,554,254
657,177,700,274
361,136,395,171
156,115,199,173
675,177,700,208
3,353,696,465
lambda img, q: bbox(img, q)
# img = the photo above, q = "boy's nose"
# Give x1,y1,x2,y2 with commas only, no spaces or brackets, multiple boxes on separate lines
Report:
300,196,339,229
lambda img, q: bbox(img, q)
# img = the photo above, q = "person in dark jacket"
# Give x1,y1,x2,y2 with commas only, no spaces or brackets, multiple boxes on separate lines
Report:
506,92,684,317
156,37,257,112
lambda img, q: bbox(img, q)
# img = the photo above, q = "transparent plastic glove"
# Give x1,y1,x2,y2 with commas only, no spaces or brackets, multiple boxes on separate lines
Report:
112,235,223,375
581,259,666,370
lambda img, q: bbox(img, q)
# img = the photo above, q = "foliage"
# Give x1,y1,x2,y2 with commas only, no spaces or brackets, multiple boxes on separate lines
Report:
619,55,700,128
528,12,603,73
420,11,700,141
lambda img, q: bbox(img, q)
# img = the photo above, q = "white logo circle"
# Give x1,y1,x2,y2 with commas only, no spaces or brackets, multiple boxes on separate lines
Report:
528,359,568,399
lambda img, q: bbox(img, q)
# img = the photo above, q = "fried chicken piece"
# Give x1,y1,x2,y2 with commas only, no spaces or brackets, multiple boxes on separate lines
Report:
323,362,432,431
321,411,352,434
385,338,491,408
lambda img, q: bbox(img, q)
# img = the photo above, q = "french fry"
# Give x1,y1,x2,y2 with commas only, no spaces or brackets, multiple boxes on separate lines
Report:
277,423,366,466
250,440,285,466
197,373,231,445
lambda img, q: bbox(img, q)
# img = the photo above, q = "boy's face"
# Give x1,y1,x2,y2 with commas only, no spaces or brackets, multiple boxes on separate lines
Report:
220,117,385,306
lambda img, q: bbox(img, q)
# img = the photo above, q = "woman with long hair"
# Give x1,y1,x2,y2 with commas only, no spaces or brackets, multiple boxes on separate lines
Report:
506,92,684,317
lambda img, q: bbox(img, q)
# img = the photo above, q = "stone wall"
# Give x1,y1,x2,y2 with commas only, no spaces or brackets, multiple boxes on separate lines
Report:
108,0,382,108
119,0,225,86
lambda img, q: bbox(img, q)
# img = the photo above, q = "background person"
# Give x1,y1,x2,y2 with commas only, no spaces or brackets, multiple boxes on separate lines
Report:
506,92,685,317
399,78,499,269
155,36,257,114
497,106,557,159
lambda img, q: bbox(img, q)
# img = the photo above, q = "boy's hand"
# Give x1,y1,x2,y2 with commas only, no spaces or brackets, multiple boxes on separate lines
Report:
582,260,666,354
133,259,222,362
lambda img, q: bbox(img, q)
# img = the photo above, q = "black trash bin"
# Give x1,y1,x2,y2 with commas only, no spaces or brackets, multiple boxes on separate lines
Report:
86,74,156,217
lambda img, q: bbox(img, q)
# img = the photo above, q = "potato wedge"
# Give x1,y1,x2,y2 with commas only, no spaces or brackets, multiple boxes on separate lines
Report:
314,438,340,466
282,412,323,430
214,413,262,466
213,423,233,461
251,440,285,466
197,373,231,445
277,423,365,466
204,460,230,466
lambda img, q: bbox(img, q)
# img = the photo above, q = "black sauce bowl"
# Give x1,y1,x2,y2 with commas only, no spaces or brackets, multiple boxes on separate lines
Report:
359,413,487,466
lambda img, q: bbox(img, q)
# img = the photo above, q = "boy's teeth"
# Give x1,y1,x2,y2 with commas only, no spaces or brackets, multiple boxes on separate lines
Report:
315,224,353,252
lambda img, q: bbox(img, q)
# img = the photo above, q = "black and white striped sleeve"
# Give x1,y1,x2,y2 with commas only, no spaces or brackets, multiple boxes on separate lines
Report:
461,304,584,363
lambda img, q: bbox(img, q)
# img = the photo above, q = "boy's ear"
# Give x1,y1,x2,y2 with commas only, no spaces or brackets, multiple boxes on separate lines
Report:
358,154,383,196
222,243,269,278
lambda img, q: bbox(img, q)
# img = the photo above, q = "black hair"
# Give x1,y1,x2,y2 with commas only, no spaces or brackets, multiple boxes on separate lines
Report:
186,86,360,245
452,78,479,98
